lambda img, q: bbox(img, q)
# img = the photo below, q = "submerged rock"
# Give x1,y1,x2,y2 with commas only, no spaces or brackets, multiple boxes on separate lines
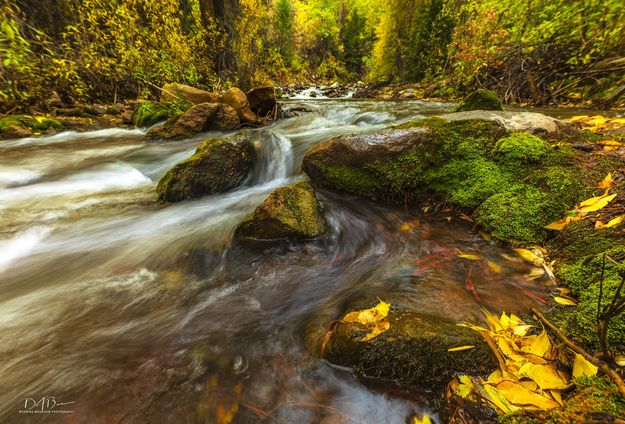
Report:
246,86,277,117
235,181,325,240
454,89,503,112
147,102,239,140
221,87,258,124
322,308,495,386
156,133,256,202
160,83,221,105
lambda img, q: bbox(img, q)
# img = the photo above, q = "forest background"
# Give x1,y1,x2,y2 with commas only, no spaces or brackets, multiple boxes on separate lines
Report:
1,0,624,111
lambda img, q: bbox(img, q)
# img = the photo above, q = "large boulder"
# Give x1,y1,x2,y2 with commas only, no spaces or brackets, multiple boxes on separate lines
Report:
303,117,604,244
147,102,239,140
156,133,256,202
235,181,325,240
160,83,221,104
453,89,503,112
246,86,277,117
221,87,258,124
321,308,495,387
440,110,572,135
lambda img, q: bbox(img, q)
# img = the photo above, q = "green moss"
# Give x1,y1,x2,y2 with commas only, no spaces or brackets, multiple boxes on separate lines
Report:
0,115,63,132
500,377,625,424
321,165,382,199
453,89,503,112
476,184,564,243
494,132,551,163
132,101,191,127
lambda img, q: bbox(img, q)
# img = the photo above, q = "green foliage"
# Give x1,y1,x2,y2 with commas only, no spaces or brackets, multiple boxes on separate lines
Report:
494,133,551,163
132,101,191,127
0,115,63,132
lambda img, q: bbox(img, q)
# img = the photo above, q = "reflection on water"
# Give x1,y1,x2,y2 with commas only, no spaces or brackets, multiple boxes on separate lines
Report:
0,99,553,423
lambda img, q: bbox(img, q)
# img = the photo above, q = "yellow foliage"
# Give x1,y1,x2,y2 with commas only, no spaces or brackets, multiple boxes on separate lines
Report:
572,354,598,379
341,299,391,341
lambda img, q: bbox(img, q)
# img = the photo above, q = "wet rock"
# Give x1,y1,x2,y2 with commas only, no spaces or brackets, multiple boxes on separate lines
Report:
221,87,258,124
160,83,221,105
322,308,495,387
1,123,33,138
453,89,503,112
147,102,239,140
235,181,325,240
156,133,256,202
246,86,277,117
0,115,63,139
439,110,571,135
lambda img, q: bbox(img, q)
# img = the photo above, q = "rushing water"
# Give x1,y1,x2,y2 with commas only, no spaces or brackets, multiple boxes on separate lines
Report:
0,99,556,423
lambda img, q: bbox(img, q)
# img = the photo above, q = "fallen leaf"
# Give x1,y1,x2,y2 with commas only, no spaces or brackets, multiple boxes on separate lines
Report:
514,248,543,266
480,231,492,241
554,296,577,306
597,172,614,189
360,319,390,341
494,380,560,409
578,193,616,214
412,414,432,424
572,354,598,378
487,260,502,273
595,215,624,230
579,190,611,207
458,253,481,260
615,356,625,367
518,363,568,390
545,218,568,231
454,375,475,398
342,299,390,324
482,384,519,414
448,345,476,352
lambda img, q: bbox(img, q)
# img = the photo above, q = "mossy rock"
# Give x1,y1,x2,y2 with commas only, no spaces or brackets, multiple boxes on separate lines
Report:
156,133,256,202
0,115,63,138
494,132,551,162
147,102,239,140
132,101,191,128
323,308,496,387
235,181,325,240
453,89,503,112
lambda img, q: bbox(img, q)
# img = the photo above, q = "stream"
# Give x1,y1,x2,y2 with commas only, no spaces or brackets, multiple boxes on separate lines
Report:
0,98,563,423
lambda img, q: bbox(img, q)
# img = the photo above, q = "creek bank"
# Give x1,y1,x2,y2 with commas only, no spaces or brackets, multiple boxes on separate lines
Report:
156,132,256,202
235,181,326,240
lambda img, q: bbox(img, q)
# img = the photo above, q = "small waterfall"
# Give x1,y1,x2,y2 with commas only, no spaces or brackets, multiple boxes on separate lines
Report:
249,130,295,185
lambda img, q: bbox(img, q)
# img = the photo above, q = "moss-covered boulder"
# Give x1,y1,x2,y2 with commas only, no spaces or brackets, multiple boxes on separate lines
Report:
303,118,609,243
160,83,221,104
453,89,503,112
156,133,256,202
0,115,64,139
147,102,239,140
322,308,496,387
235,181,325,240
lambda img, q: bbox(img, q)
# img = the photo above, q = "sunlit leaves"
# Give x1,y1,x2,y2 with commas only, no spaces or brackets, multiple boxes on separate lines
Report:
572,354,598,378
341,299,391,341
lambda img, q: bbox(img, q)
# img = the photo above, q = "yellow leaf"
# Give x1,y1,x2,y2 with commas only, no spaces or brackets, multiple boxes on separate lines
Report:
550,389,564,407
615,356,625,367
342,299,390,324
514,248,544,266
412,413,432,424
457,253,481,260
360,319,390,341
448,345,476,352
453,374,475,398
527,267,546,280
480,231,492,241
545,218,568,231
578,193,616,214
595,215,624,230
483,308,504,332
525,331,551,358
554,296,577,306
482,384,519,414
518,363,568,390
597,172,614,189
579,191,610,207
488,260,502,273
494,380,560,409
422,206,431,213
572,354,598,378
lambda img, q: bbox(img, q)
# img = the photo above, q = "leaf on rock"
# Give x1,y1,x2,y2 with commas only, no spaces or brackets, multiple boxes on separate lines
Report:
360,319,390,341
554,296,577,306
514,248,544,266
578,193,616,214
412,413,432,424
494,380,560,409
572,354,598,378
342,299,390,324
595,215,624,230
487,260,502,273
448,345,476,352
597,172,614,189
518,363,568,390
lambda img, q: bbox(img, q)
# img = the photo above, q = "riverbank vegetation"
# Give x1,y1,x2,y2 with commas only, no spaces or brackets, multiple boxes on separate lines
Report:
2,0,625,111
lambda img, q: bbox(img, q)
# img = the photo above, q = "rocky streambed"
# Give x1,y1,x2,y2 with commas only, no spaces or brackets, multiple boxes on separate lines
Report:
1,92,624,423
